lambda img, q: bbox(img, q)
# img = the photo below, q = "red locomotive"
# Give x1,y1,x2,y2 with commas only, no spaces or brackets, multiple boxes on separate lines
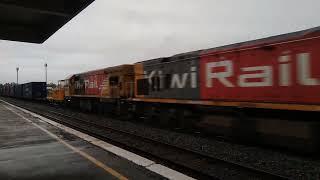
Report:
134,26,320,110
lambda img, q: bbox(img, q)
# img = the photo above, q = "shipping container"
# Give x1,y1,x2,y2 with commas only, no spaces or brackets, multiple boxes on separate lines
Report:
14,84,23,98
9,85,15,97
0,85,3,96
3,85,9,96
22,82,47,100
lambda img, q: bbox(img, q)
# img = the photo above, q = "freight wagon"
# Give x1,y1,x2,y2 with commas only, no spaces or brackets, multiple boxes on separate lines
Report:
0,82,47,100
0,84,3,96
0,84,14,97
14,84,23,98
22,82,47,100
3,85,11,96
9,85,15,97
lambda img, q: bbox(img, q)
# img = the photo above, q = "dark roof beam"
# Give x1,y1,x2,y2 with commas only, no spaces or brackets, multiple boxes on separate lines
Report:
0,0,95,43
0,23,42,43
0,2,70,17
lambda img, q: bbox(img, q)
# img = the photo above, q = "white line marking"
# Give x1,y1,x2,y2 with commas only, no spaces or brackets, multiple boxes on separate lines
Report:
0,100,196,180
2,104,128,180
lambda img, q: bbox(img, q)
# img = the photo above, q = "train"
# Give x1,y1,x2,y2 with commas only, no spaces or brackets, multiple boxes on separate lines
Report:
2,26,320,153
0,82,47,100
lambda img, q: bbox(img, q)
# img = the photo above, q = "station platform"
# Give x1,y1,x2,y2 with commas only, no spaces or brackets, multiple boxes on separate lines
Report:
0,101,193,180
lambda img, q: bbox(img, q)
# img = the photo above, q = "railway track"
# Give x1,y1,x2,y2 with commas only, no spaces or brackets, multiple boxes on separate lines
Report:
5,98,290,180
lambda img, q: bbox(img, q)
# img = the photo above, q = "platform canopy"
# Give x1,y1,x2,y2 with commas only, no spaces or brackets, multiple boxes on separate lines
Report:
0,0,94,43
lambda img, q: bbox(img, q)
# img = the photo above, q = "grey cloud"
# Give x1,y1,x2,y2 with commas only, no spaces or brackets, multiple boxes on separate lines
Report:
0,0,319,83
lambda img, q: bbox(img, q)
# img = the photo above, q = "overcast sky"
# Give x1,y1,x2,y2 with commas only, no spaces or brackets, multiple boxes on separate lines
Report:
0,0,319,84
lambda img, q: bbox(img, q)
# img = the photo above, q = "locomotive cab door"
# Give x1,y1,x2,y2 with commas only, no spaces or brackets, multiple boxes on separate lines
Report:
109,76,120,98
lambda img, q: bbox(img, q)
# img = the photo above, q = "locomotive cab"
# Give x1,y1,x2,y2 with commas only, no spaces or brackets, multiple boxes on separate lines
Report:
48,80,65,103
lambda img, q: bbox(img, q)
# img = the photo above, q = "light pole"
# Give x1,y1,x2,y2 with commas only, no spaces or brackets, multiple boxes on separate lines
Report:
44,63,47,84
16,67,19,84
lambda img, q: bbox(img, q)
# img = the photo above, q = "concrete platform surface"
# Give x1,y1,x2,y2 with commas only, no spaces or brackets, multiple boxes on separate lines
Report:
0,101,180,180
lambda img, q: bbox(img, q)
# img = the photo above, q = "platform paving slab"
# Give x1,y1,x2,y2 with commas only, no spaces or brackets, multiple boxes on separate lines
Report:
0,102,167,180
